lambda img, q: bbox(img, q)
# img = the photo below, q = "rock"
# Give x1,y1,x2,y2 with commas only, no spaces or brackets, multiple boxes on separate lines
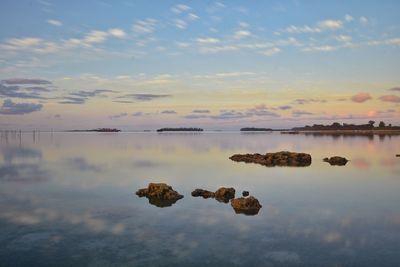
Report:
323,156,348,166
191,187,235,203
214,187,235,201
136,183,183,207
231,196,262,215
242,191,249,197
396,154,400,157
230,151,312,167
191,189,215,198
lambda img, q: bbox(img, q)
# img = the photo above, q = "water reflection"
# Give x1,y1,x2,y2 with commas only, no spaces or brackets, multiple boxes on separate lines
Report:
0,132,399,266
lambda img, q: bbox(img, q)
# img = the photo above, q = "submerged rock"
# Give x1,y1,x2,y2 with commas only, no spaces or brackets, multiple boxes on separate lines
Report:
230,151,312,167
191,187,235,203
136,183,183,207
323,156,348,166
231,196,262,215
242,191,249,197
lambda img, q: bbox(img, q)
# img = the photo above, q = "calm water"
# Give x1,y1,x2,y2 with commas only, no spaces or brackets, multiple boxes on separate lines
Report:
0,132,399,267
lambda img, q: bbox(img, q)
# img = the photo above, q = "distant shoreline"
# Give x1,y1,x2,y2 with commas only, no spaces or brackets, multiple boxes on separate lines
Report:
280,129,400,135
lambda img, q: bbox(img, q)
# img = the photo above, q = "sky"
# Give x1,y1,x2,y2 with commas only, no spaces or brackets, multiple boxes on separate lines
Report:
0,0,399,131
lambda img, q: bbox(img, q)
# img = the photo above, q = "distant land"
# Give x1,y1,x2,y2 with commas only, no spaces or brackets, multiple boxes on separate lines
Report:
281,121,400,135
67,128,121,132
156,127,204,132
240,127,272,132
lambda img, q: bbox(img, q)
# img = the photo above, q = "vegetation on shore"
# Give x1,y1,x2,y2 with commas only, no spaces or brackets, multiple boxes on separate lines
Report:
156,127,203,132
240,127,272,131
68,128,121,132
291,120,399,131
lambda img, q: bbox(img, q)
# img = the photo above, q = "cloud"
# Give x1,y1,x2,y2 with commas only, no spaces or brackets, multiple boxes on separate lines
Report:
132,112,143,116
317,19,343,30
47,19,62,26
292,110,315,116
174,19,187,29
108,28,126,38
293,98,327,104
278,105,292,110
58,97,86,104
351,92,372,103
171,4,191,14
184,114,208,119
196,37,220,44
379,95,400,103
234,30,251,39
0,84,48,99
286,19,343,34
132,19,157,34
262,47,281,56
161,110,177,114
359,16,368,25
118,93,171,101
192,109,210,113
187,13,199,21
302,45,337,52
70,89,113,97
1,78,51,85
109,112,128,119
345,15,354,22
0,99,42,115
335,35,352,43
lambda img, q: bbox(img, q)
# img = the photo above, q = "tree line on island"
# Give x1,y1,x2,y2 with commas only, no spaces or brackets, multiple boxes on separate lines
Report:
292,120,400,131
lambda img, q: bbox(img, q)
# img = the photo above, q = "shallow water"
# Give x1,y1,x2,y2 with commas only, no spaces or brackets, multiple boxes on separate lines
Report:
0,132,399,267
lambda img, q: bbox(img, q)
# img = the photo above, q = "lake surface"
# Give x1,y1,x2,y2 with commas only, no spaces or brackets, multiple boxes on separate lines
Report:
0,132,399,267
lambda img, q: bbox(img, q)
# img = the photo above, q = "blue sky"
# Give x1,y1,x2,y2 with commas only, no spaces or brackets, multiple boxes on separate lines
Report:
0,0,399,130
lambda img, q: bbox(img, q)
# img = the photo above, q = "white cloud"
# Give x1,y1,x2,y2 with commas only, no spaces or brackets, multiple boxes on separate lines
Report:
176,42,190,48
196,37,220,44
302,45,337,52
171,4,191,14
286,19,343,34
262,47,281,56
187,13,199,21
335,35,352,43
174,19,187,29
47,19,62,26
84,30,108,44
108,28,126,38
234,30,251,39
345,15,354,22
239,22,249,28
317,19,343,30
132,19,157,34
199,45,238,54
286,25,321,33
359,16,368,25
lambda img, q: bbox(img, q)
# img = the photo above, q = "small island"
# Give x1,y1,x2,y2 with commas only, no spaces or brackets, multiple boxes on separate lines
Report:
281,121,400,135
240,127,272,132
68,128,121,132
156,127,203,132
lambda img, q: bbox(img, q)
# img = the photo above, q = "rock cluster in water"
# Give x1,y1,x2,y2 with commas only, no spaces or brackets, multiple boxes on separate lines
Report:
191,187,236,203
231,196,262,215
136,183,184,207
229,151,312,167
323,156,348,166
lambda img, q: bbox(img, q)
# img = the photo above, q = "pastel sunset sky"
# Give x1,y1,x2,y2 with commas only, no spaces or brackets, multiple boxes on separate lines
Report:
0,0,399,130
